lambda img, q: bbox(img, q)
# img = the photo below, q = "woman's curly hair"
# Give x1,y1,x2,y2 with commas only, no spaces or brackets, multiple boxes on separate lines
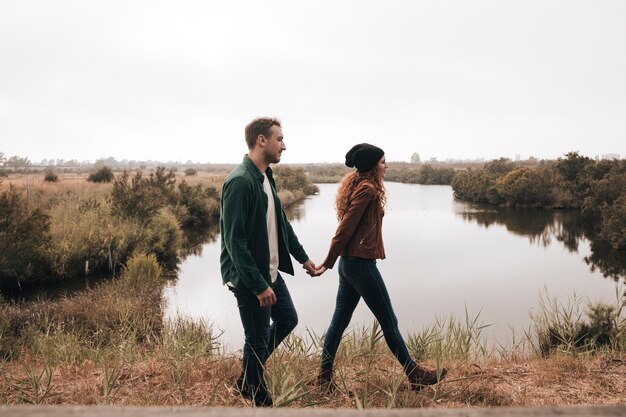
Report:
335,169,386,221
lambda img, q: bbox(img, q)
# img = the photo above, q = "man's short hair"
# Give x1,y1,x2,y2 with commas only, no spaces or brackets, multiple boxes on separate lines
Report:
245,117,281,149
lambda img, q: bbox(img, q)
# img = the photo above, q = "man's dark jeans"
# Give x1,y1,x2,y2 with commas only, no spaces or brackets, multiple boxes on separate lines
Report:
230,274,298,401
321,256,416,372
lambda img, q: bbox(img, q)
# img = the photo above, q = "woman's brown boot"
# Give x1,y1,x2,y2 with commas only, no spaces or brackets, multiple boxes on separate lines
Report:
317,368,336,393
406,363,447,391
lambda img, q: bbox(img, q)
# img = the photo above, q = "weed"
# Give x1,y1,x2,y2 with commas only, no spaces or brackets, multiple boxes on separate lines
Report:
11,362,57,404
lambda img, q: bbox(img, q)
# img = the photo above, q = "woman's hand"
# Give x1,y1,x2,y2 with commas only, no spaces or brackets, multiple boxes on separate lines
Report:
314,266,327,277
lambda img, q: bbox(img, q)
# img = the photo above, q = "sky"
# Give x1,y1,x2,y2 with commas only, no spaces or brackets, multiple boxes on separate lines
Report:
1,0,625,164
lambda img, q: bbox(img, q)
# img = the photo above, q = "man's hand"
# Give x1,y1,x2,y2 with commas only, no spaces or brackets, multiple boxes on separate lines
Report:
302,260,318,277
256,287,276,307
303,260,327,277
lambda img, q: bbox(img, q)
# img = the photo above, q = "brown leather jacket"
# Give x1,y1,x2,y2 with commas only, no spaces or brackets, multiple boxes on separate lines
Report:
322,180,386,269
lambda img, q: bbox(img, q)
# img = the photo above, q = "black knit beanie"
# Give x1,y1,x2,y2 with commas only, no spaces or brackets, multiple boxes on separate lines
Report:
345,143,385,173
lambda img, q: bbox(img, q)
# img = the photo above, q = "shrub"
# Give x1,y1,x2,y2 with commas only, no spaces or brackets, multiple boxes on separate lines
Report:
273,166,319,196
495,167,554,207
0,186,51,284
111,167,176,221
533,291,625,355
121,252,163,290
176,181,220,226
140,208,182,270
43,168,59,182
184,168,197,176
451,169,501,204
417,164,456,185
87,166,114,183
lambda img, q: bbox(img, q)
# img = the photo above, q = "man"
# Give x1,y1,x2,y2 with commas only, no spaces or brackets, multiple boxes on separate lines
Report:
220,117,317,407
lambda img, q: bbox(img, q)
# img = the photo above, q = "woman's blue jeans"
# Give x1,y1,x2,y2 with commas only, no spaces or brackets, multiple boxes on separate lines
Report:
321,256,416,372
230,274,298,398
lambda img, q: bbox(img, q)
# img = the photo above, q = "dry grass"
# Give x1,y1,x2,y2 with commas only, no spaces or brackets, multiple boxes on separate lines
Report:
1,348,624,408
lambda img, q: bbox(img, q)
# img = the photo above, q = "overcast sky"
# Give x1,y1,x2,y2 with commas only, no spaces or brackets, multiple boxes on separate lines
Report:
1,0,625,164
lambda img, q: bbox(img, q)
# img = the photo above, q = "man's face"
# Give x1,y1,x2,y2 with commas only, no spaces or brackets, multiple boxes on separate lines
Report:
263,125,286,164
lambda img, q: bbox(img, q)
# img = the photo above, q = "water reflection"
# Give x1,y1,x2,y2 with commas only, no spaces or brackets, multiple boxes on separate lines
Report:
180,223,221,258
458,205,625,282
585,240,626,281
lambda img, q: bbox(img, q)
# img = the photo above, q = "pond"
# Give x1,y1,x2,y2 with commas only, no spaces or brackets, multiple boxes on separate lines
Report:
164,182,623,351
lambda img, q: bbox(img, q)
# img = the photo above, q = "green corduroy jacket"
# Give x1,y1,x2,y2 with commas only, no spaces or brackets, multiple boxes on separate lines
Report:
220,155,309,295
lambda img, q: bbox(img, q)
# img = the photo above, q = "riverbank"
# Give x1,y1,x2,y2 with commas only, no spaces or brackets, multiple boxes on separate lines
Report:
1,254,624,408
1,342,624,407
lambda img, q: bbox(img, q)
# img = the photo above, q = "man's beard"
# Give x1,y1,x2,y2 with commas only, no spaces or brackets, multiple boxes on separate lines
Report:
265,151,281,165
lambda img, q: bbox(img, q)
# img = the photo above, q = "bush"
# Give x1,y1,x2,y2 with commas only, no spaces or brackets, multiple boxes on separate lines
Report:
0,186,51,284
111,167,176,221
141,208,182,270
121,252,163,290
176,181,220,226
87,166,114,183
43,168,59,182
451,169,501,204
273,166,319,196
495,167,554,207
417,164,456,185
533,291,625,355
184,168,197,176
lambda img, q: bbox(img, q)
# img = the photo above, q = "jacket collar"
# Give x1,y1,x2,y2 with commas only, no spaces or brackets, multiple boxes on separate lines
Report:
242,155,272,182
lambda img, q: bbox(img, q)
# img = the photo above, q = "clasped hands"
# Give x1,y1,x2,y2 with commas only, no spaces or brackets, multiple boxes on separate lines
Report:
302,260,327,277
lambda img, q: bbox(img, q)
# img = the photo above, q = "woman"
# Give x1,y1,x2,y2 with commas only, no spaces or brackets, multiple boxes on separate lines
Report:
314,143,447,391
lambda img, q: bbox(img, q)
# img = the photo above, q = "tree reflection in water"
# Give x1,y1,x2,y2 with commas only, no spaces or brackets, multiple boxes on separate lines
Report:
178,199,306,260
459,205,626,283
180,223,220,259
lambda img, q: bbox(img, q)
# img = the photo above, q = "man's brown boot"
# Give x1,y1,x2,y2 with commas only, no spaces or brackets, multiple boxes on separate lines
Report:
406,363,447,391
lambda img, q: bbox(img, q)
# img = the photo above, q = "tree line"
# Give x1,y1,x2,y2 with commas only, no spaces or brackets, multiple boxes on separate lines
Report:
451,152,626,250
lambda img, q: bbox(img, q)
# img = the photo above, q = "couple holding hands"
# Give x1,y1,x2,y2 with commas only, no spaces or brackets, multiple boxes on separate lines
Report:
220,117,447,407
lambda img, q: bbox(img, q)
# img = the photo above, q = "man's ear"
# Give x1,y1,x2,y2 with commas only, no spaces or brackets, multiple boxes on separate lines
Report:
257,134,267,147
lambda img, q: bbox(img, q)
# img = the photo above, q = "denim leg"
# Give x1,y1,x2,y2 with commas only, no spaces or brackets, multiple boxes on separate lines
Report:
267,275,298,357
321,258,361,371
347,259,415,370
231,287,271,397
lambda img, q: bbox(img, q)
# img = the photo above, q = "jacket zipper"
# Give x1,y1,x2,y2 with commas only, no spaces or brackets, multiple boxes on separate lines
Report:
359,223,376,245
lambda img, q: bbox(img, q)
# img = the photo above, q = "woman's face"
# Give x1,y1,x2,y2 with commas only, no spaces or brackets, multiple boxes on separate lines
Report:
375,155,388,178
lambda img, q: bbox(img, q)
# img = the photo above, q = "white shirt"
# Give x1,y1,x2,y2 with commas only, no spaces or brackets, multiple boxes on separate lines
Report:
263,173,279,283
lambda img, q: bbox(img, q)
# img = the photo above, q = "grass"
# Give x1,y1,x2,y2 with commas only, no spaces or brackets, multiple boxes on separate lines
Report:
1,266,625,407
